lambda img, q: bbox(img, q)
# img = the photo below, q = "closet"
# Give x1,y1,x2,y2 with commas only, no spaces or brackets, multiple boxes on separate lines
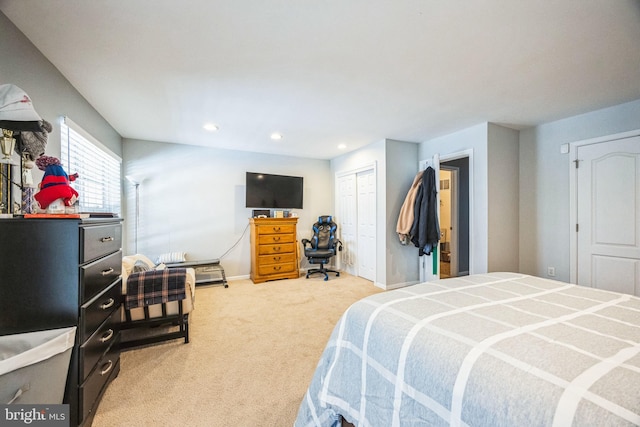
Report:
336,166,376,282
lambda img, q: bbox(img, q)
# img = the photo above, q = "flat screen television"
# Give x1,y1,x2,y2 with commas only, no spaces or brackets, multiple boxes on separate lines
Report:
245,172,303,209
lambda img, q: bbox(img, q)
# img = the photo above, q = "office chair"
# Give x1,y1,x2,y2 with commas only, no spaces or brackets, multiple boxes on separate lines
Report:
301,215,343,281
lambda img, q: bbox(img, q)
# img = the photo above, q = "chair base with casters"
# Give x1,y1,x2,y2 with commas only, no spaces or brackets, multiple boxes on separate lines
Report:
302,215,343,281
306,257,341,281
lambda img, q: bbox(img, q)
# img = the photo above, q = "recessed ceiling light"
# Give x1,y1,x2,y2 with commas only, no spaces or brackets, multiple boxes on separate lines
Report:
203,123,219,132
338,144,347,150
270,133,283,140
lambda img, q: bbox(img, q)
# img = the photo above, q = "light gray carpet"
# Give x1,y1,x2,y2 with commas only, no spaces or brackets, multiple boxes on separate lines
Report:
92,274,381,427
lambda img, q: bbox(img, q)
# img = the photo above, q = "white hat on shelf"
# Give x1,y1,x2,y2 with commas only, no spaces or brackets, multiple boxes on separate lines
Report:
0,84,42,122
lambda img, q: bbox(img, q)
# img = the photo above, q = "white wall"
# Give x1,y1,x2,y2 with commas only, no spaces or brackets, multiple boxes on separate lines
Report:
123,138,333,278
519,98,640,282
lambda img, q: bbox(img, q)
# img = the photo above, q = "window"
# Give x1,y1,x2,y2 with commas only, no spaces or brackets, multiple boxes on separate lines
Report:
61,117,121,215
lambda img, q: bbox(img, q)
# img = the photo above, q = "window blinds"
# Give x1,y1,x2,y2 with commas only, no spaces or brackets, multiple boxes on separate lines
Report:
61,117,121,215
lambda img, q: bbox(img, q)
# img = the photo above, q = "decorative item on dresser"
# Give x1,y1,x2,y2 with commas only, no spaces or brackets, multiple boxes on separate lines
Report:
0,217,122,427
250,217,299,283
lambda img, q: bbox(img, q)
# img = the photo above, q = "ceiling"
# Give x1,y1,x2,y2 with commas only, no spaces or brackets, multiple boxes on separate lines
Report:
1,1,639,160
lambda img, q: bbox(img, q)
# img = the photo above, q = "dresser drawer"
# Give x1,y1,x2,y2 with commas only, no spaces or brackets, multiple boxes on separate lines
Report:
80,345,120,423
257,261,297,276
256,224,295,235
258,252,297,266
82,223,122,263
79,309,120,381
81,250,122,303
258,233,294,245
80,280,121,343
258,242,296,255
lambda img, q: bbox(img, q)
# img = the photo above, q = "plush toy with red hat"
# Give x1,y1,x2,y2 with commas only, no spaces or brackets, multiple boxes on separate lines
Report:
34,155,79,211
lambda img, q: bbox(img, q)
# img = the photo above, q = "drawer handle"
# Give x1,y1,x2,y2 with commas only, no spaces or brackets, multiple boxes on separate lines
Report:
273,266,282,271
100,329,114,343
100,360,114,376
273,256,281,261
272,227,281,232
273,246,281,252
273,236,281,242
100,298,115,310
101,268,114,276
100,236,114,243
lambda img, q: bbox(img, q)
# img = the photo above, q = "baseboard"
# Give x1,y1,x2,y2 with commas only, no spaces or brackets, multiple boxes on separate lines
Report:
384,280,420,290
227,274,250,281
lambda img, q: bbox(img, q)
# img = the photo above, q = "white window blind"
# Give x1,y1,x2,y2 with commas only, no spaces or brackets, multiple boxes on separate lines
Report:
61,117,121,215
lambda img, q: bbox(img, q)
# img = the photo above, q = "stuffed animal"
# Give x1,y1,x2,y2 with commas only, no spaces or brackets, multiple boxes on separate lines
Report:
33,155,79,211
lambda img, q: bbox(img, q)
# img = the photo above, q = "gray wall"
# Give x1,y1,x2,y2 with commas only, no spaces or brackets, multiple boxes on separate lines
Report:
487,123,520,272
418,123,520,275
385,140,420,288
419,123,490,274
0,12,122,164
123,138,333,278
519,98,640,282
6,9,640,286
330,138,419,289
1,10,335,281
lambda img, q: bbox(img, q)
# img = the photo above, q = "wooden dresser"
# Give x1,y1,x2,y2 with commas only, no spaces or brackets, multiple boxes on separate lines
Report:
0,218,122,427
250,217,299,283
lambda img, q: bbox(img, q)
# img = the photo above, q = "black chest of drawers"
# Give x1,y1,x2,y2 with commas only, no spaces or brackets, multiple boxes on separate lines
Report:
0,218,123,427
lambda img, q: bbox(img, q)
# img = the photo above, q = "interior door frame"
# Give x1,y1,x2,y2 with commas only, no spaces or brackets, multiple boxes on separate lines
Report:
440,165,459,277
441,150,473,275
419,149,473,282
569,128,640,284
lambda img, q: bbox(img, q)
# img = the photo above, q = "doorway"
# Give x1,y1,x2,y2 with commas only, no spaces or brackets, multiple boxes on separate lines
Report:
570,131,640,296
439,169,454,278
439,157,470,278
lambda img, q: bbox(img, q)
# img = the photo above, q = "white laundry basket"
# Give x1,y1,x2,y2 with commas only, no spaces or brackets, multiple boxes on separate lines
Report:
0,326,76,404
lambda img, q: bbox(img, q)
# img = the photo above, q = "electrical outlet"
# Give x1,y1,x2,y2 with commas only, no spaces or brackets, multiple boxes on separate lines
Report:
547,267,556,277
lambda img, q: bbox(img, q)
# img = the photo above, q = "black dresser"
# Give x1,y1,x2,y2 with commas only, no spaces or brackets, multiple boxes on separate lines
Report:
0,217,123,427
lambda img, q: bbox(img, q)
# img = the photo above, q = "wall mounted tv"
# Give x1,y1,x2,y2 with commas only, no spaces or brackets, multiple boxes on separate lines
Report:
245,172,304,209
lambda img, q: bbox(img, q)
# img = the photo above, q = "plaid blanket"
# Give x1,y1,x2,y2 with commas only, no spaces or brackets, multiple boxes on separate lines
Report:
125,268,187,310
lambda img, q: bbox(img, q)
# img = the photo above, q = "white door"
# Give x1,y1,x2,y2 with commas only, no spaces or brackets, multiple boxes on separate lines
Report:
576,136,640,296
419,154,440,283
337,174,357,276
357,169,376,281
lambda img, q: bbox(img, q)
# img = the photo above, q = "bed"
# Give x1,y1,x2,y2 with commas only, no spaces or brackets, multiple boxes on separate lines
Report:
295,272,640,427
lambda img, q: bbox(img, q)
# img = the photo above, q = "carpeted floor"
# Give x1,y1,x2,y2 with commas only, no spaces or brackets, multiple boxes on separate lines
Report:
92,273,382,427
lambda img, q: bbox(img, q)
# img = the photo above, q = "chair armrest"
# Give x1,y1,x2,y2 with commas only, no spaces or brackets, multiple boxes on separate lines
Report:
301,238,311,248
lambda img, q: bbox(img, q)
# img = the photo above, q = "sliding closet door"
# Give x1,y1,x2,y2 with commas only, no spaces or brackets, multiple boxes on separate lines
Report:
337,174,357,276
336,165,376,282
356,169,376,281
